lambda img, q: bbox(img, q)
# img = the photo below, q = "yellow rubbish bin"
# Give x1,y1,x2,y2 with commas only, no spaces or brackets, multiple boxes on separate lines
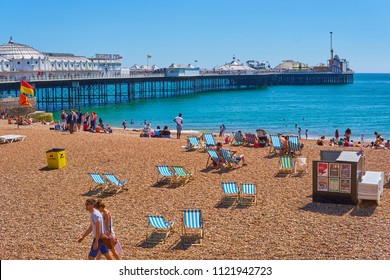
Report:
46,148,66,169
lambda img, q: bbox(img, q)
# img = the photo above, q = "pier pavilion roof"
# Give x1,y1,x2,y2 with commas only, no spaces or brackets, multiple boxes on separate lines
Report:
0,37,45,60
0,55,10,62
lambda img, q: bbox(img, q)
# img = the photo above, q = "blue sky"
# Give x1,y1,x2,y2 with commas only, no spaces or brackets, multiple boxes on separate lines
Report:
2,0,389,72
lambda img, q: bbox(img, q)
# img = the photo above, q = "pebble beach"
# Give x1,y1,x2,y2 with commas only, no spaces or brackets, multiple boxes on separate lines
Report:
0,120,389,260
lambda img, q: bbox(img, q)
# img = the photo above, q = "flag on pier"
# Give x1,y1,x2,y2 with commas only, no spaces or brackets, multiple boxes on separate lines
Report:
19,93,32,107
147,54,152,58
20,80,34,95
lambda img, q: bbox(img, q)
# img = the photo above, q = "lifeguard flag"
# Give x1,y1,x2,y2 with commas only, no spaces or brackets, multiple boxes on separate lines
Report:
19,93,32,107
20,80,34,95
147,54,152,59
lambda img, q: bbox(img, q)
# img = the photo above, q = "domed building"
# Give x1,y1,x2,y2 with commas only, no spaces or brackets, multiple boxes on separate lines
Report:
0,37,122,80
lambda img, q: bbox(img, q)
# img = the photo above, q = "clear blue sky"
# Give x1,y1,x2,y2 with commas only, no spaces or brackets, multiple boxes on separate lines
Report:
2,0,389,72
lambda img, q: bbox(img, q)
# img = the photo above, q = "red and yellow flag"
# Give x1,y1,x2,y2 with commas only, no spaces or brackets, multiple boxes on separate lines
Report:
20,80,34,95
19,93,32,107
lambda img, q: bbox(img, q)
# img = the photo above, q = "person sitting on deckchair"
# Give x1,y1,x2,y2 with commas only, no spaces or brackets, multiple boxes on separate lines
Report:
279,135,289,154
216,142,246,166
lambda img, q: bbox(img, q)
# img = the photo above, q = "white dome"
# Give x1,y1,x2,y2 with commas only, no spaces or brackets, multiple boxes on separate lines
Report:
0,37,45,60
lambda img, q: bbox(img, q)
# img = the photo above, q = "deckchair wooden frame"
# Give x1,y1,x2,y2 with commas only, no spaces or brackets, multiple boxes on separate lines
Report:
182,209,204,245
239,183,257,206
172,166,193,186
145,215,174,244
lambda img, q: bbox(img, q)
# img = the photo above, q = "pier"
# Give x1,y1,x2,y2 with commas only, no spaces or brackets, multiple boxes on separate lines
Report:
0,72,353,112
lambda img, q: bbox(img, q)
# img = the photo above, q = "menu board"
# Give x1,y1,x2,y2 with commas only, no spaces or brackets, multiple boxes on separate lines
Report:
316,162,351,194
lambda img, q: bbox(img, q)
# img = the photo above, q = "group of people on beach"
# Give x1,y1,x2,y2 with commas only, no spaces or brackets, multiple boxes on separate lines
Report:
137,113,184,139
60,109,112,134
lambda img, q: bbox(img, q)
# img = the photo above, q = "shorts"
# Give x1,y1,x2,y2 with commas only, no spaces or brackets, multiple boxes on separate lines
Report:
89,238,109,257
176,124,182,132
235,156,242,161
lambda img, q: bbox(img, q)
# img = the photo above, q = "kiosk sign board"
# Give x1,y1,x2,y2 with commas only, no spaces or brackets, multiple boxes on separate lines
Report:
313,151,364,205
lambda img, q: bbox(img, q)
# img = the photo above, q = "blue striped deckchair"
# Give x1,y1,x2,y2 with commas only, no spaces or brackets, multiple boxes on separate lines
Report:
231,131,244,146
288,135,301,156
220,149,241,168
88,172,107,193
203,133,216,148
145,215,174,244
103,173,128,195
239,183,257,205
156,165,175,186
221,181,239,201
269,135,282,155
182,209,204,245
206,148,221,169
172,166,193,185
186,136,200,151
278,155,294,175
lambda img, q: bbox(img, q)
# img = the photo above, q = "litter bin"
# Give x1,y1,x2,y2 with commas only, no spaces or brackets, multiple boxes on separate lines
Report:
46,148,66,169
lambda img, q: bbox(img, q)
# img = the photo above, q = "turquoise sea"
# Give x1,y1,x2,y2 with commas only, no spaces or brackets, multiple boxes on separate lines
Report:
55,73,390,141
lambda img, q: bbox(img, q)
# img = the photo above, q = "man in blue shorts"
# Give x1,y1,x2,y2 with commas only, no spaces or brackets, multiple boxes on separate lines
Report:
78,199,112,260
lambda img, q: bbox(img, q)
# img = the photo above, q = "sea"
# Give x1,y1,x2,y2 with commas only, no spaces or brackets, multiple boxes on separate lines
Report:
54,73,390,141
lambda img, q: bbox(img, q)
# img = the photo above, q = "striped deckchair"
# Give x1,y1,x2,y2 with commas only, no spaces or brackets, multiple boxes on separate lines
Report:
220,149,241,168
186,136,200,151
278,155,294,175
206,148,221,169
294,156,308,176
156,165,175,186
182,209,204,245
269,135,282,155
221,181,239,202
88,172,108,193
231,131,244,146
244,133,257,146
288,135,301,156
145,215,174,244
239,183,257,206
203,133,216,148
103,173,128,195
172,166,193,186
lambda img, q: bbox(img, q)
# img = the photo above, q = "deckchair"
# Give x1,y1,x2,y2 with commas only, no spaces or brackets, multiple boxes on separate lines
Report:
186,136,201,151
145,215,174,244
203,133,216,148
221,181,239,202
239,183,257,206
103,173,128,195
0,134,27,144
231,131,244,146
156,165,175,186
182,209,204,245
294,156,308,176
269,135,282,155
244,133,257,146
278,155,294,175
220,149,241,168
288,135,301,156
172,166,193,186
88,172,108,193
205,148,221,169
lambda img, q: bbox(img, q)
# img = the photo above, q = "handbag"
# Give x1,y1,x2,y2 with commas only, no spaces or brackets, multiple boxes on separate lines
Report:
101,235,113,249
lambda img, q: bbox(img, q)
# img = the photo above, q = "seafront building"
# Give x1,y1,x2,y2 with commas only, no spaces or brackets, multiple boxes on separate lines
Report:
0,37,122,81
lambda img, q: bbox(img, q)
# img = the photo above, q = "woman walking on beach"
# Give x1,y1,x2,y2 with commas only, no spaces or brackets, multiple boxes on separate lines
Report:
77,199,112,260
95,199,122,260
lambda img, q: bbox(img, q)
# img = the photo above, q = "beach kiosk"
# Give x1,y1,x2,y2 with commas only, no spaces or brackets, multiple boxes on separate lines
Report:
313,151,364,205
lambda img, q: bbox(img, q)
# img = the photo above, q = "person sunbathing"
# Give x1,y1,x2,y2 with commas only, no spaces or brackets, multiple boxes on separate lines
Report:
216,142,247,166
